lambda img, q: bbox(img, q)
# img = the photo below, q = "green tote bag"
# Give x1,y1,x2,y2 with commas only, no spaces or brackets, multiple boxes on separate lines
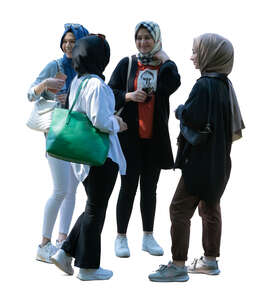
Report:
46,77,109,166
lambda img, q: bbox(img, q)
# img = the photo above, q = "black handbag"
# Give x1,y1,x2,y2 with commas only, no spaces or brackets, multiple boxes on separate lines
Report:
180,79,212,146
180,122,212,146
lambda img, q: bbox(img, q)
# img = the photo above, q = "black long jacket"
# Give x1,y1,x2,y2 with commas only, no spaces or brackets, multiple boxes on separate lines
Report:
108,56,181,169
174,74,232,204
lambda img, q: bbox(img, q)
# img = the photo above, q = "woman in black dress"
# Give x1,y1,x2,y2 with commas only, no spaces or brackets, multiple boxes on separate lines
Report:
109,21,181,257
149,33,245,282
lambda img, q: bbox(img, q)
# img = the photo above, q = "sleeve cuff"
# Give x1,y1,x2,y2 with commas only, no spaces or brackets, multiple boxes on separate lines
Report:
109,116,120,134
28,87,40,101
175,104,184,120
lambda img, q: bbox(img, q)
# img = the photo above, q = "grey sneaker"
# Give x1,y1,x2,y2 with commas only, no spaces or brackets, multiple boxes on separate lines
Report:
149,262,189,282
36,242,57,264
188,257,220,275
142,234,164,256
115,236,130,257
51,249,74,275
77,267,113,281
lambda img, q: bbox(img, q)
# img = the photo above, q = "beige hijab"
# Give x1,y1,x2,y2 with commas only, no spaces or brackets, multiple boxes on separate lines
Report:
194,33,245,142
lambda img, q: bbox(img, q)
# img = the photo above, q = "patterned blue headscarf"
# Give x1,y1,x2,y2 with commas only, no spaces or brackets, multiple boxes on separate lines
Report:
60,23,89,90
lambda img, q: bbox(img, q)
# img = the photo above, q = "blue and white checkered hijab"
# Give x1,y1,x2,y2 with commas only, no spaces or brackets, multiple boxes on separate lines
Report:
135,21,162,66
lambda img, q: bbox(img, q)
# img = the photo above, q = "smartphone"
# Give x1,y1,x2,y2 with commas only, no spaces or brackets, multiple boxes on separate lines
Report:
47,72,67,94
55,72,67,80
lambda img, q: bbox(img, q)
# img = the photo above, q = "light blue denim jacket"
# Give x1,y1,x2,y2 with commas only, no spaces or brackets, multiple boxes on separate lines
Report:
27,58,66,102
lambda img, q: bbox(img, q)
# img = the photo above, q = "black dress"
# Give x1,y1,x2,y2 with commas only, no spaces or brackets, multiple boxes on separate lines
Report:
108,56,181,233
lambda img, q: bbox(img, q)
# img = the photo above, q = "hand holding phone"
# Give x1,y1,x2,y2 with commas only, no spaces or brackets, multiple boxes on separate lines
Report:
47,72,67,94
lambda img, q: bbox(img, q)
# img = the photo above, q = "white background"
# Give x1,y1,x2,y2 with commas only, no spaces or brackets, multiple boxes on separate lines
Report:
1,0,267,299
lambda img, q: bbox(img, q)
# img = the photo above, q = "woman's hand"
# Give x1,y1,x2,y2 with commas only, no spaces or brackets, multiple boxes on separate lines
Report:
34,78,65,96
45,78,65,91
115,116,128,132
56,93,67,105
153,50,170,63
125,89,147,103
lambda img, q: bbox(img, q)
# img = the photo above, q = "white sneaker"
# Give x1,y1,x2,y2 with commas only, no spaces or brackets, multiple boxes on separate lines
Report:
77,267,113,281
115,236,130,257
56,240,65,249
142,234,164,256
50,249,74,275
36,242,58,264
188,256,220,275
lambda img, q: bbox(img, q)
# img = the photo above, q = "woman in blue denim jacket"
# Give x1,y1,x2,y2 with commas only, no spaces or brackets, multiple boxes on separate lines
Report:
27,23,89,264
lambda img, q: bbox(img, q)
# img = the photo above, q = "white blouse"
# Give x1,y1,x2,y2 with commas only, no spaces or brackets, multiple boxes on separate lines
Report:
68,74,126,182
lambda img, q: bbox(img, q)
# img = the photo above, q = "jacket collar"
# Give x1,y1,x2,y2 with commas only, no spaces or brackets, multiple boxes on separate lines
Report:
201,72,228,82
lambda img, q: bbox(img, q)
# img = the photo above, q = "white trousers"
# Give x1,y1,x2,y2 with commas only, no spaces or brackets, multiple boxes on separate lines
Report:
42,155,79,239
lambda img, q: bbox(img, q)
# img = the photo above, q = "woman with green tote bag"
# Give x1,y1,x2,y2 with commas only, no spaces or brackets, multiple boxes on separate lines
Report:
51,35,127,281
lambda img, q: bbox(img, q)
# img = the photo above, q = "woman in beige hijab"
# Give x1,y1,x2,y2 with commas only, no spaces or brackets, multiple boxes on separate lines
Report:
148,33,245,282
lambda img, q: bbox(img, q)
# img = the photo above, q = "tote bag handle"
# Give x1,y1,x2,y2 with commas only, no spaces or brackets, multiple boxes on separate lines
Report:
66,77,90,124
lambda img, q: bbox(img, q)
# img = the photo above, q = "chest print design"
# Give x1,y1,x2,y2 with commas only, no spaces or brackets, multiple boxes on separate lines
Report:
137,69,158,94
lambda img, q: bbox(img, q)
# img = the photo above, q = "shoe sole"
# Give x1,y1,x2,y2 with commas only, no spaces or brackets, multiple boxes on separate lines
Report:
115,254,130,258
188,269,220,275
77,274,113,281
149,275,189,282
142,248,164,256
50,257,74,275
36,256,52,264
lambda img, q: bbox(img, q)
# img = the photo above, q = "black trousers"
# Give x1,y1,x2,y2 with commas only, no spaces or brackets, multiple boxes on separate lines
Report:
62,159,118,268
116,139,161,234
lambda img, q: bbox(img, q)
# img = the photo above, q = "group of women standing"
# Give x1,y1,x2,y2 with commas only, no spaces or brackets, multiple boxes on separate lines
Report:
28,21,244,282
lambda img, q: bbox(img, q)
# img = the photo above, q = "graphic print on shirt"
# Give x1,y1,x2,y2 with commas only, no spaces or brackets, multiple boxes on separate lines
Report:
137,69,158,94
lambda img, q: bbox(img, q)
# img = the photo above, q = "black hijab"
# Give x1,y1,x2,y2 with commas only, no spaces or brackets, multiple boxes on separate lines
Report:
72,35,110,80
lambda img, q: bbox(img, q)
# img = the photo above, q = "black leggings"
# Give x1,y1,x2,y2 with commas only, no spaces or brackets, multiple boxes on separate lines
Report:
62,159,118,268
116,139,161,234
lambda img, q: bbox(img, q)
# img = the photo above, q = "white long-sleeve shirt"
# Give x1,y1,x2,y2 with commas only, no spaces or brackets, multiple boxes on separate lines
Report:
68,74,126,181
